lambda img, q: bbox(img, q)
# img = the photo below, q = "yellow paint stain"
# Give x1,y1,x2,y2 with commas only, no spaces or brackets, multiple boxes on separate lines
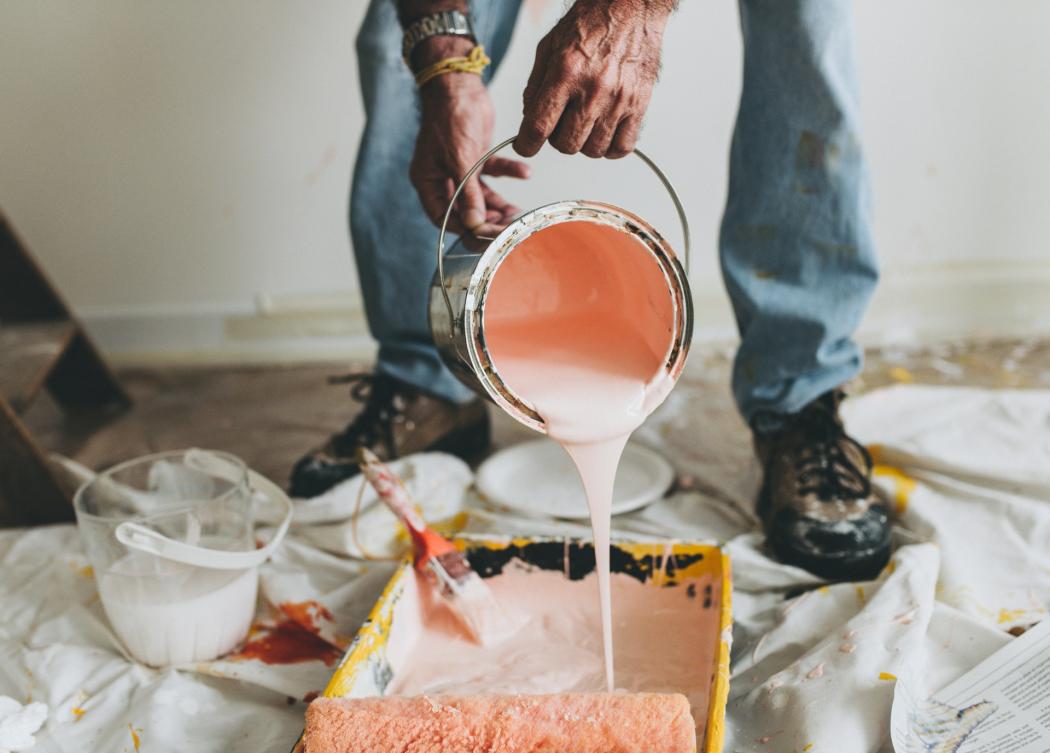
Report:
888,366,914,383
998,608,1027,625
879,672,897,681
818,585,830,595
71,691,89,721
855,585,866,604
433,511,470,535
128,724,142,753
873,465,917,515
868,444,884,464
881,559,897,577
75,565,94,579
804,744,814,752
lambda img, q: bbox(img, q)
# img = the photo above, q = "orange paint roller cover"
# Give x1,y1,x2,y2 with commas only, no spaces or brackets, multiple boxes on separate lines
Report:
304,693,697,753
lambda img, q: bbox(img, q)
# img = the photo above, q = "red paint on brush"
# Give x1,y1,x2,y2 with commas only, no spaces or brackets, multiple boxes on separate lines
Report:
233,620,341,666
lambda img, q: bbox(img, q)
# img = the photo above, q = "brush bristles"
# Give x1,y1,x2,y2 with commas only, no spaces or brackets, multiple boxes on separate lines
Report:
433,550,474,584
425,555,526,645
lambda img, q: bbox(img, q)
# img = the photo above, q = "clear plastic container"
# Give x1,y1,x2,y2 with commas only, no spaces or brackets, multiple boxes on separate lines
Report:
73,449,291,667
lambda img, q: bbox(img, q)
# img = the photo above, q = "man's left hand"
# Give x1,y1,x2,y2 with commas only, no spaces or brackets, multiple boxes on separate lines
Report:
514,0,674,160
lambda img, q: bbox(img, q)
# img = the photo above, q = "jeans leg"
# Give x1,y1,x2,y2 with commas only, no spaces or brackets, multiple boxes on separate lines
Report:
720,0,879,429
350,0,522,403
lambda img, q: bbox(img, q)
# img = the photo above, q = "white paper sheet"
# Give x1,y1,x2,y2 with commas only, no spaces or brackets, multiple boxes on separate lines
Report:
893,619,1050,753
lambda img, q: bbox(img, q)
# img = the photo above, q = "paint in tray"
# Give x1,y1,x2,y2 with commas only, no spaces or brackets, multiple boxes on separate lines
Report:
292,535,732,753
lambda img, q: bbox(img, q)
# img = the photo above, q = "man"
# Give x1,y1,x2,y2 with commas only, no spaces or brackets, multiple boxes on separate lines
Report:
292,0,889,580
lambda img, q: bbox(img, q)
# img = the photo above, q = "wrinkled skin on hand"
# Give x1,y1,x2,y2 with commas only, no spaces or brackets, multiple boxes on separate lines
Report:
515,0,673,159
406,0,673,238
410,38,529,243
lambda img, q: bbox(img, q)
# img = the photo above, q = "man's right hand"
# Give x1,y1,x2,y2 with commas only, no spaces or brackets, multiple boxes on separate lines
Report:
410,38,530,240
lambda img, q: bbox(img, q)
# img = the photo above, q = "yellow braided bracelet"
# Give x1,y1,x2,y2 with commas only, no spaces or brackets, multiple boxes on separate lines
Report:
415,45,490,87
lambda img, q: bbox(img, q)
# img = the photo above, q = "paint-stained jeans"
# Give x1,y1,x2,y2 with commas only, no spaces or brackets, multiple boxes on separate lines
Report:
351,0,878,424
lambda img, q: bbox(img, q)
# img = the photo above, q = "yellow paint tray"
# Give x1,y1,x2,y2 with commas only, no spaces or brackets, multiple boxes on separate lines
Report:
294,535,731,753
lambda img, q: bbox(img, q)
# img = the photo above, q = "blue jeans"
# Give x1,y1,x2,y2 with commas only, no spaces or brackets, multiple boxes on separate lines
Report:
351,0,878,425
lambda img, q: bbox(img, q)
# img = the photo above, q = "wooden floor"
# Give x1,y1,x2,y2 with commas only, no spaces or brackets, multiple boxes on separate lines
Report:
11,337,1050,525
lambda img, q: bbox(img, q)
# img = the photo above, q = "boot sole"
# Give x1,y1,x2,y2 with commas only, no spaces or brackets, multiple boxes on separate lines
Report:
757,479,892,582
769,532,892,582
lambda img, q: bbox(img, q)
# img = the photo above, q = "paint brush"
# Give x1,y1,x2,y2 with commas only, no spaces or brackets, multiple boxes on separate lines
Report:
356,448,520,645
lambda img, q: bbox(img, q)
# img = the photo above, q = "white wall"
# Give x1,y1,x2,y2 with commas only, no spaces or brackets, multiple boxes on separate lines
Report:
2,0,1048,363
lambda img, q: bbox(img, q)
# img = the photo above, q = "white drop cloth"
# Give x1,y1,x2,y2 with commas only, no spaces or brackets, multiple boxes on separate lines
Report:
0,385,1047,753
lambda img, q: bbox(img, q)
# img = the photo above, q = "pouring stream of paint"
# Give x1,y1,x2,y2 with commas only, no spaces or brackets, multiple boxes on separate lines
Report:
484,218,678,690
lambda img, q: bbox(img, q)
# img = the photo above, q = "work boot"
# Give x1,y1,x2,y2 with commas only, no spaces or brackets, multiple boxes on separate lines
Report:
289,373,490,498
753,390,891,581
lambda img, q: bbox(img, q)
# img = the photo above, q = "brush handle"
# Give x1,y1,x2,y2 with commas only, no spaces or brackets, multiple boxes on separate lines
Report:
356,448,456,562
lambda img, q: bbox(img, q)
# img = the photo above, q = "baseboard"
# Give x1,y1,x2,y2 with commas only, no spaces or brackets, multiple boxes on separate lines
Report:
81,260,1050,367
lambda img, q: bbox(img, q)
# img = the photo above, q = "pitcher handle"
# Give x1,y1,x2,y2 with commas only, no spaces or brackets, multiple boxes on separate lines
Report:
114,450,293,570
436,137,691,340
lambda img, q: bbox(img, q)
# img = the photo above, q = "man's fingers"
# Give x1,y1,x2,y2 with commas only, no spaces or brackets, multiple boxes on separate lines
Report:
581,96,624,158
465,183,520,238
549,99,598,155
516,73,571,157
415,176,450,226
482,157,531,179
482,183,521,219
581,119,618,158
607,115,644,159
419,175,472,235
456,174,488,231
521,38,549,103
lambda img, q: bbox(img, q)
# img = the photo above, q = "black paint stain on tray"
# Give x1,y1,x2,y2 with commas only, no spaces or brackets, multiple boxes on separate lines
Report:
464,539,704,585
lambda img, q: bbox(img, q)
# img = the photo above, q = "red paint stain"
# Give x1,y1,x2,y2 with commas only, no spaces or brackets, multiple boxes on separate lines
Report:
233,620,341,666
280,600,334,632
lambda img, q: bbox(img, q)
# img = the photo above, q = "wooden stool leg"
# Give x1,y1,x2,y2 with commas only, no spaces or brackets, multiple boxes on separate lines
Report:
0,399,74,525
46,332,130,412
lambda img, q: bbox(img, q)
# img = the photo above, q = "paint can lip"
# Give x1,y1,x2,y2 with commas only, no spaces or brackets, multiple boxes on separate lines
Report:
463,199,693,434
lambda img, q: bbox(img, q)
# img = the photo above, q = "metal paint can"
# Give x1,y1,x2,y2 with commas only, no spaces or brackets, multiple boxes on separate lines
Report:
428,137,693,433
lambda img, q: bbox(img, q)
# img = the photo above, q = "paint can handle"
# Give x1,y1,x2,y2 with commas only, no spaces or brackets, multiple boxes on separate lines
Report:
436,137,691,340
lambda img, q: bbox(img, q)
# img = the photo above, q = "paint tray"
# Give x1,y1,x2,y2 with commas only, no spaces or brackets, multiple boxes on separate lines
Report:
294,536,731,753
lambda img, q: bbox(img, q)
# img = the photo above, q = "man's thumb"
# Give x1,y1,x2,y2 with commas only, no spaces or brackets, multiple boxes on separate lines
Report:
458,176,486,231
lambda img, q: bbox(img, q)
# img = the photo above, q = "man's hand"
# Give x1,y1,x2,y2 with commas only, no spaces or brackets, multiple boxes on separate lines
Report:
410,39,529,239
515,0,673,159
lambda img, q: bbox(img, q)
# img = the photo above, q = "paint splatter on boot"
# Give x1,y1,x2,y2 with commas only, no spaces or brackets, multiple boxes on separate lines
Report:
753,390,890,581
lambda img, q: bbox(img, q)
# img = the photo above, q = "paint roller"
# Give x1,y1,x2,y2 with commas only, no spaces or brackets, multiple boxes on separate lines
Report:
304,693,697,753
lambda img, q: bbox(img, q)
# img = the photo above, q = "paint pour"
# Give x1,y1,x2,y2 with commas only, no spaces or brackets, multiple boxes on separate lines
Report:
484,219,679,690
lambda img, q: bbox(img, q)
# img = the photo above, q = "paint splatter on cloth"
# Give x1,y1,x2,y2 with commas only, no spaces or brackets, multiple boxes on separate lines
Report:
1,385,1048,753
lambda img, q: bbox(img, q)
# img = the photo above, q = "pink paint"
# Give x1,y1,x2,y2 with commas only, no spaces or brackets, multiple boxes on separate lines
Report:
484,219,678,691
387,564,720,738
806,663,825,680
839,642,857,654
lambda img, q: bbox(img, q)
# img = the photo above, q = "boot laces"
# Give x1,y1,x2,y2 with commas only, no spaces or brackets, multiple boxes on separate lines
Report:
792,398,873,500
326,373,414,457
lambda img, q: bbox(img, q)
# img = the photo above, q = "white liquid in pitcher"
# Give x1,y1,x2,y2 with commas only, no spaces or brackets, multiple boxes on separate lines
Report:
484,219,676,690
99,552,258,666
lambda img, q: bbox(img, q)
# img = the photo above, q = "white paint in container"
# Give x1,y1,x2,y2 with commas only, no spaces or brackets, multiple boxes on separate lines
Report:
74,449,292,667
98,551,259,666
